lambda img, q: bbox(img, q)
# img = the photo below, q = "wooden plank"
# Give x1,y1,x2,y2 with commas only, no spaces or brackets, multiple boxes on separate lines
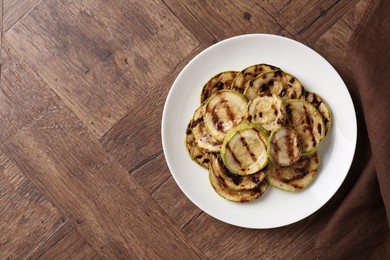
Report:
100,44,204,171
2,0,41,32
131,153,203,228
4,0,199,138
164,0,297,42
1,34,205,258
131,152,171,195
0,44,62,143
161,0,216,45
0,54,205,259
0,0,2,69
182,204,335,259
152,176,204,228
0,151,68,259
34,229,101,260
1,109,206,259
267,0,360,43
312,0,372,85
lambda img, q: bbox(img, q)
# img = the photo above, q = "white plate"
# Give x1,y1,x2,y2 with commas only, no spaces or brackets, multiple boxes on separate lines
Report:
161,34,357,229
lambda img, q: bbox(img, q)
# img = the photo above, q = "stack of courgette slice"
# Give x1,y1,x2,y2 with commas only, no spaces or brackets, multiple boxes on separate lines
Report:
185,63,332,203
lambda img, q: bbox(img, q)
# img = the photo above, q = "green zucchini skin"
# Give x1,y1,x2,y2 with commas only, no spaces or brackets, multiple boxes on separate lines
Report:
305,92,332,137
220,122,269,176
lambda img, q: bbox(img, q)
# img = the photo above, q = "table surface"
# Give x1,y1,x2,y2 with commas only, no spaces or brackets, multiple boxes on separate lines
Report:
0,0,369,259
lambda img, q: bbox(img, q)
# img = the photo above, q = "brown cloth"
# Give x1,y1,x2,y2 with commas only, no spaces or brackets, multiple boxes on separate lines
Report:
315,0,390,259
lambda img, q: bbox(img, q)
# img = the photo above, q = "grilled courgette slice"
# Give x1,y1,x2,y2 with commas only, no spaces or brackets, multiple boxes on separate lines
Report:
210,153,266,191
229,63,279,93
247,93,285,132
244,70,305,101
185,122,211,169
200,71,239,102
209,164,269,202
203,90,248,142
305,92,332,137
268,127,302,166
285,100,325,155
221,123,269,176
266,152,320,192
191,103,222,152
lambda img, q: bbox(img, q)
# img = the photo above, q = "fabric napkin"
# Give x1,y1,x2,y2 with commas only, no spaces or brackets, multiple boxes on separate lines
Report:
315,0,390,258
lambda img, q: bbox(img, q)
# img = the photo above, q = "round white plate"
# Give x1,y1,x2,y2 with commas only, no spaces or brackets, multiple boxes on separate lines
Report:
161,34,357,229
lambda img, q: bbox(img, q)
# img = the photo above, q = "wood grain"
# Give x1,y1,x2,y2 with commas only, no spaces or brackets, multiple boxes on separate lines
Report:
0,0,372,258
100,44,205,171
34,228,100,260
2,0,41,32
1,103,205,259
268,0,360,43
0,151,67,259
164,0,295,42
4,0,198,138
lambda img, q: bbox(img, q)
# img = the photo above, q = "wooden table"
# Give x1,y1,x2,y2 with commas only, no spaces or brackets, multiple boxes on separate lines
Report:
0,0,369,259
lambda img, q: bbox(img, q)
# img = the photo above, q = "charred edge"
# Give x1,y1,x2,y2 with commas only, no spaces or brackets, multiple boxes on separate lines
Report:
225,169,243,186
323,116,329,126
221,97,236,122
186,124,192,135
274,69,283,77
254,65,264,73
286,130,296,163
272,104,278,116
227,143,243,169
304,106,317,147
280,89,287,97
210,106,223,131
191,117,203,128
273,170,304,188
216,81,224,90
217,154,243,185
261,84,269,92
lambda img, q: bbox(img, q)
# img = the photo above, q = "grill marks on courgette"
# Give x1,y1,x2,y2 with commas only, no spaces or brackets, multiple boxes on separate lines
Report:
305,92,332,137
229,64,279,93
244,70,305,101
268,127,302,166
210,154,266,191
201,71,239,102
285,100,325,155
266,152,320,192
221,123,268,176
185,122,211,169
185,64,332,203
204,90,248,142
209,161,269,203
